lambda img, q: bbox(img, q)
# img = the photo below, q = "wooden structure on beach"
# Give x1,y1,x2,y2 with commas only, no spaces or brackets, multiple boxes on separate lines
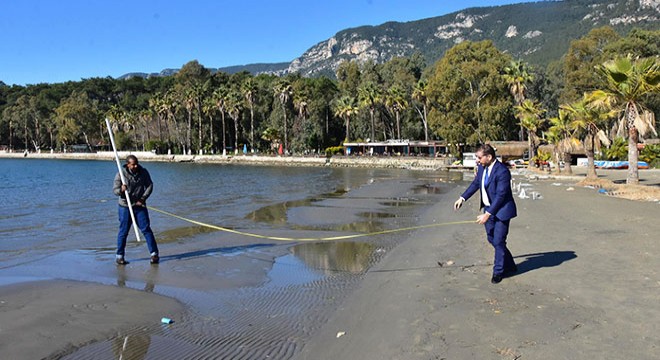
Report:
343,140,448,157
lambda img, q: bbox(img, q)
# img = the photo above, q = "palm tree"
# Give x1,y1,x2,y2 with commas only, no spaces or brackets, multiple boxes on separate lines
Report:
562,97,613,180
241,78,258,153
547,109,581,175
503,60,535,140
273,80,292,154
261,127,282,154
593,55,659,184
182,87,195,155
148,93,165,142
225,90,243,154
514,99,545,166
212,86,229,155
385,85,409,140
412,79,430,142
162,90,182,153
358,82,382,142
192,83,206,154
293,90,309,152
202,97,217,153
334,95,358,142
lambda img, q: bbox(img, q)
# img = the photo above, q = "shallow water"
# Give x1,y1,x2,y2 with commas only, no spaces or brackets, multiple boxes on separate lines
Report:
0,158,405,261
0,158,465,359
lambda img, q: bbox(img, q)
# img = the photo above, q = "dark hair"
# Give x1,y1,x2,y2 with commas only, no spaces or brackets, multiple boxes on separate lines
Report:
476,144,496,157
126,155,139,163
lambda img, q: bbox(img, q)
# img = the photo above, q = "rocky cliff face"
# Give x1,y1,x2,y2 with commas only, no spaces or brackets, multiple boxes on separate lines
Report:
278,0,658,77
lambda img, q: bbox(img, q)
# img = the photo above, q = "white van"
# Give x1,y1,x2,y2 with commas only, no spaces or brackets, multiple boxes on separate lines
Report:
462,152,477,168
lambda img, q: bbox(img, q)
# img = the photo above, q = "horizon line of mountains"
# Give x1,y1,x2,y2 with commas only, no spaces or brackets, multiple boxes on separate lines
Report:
119,0,659,80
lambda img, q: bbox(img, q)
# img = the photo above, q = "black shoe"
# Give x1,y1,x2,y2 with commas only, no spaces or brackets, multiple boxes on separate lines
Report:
116,257,128,265
491,274,503,284
150,255,159,264
505,264,518,275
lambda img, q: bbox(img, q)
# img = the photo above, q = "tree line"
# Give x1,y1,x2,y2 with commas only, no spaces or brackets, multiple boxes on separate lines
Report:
0,26,658,183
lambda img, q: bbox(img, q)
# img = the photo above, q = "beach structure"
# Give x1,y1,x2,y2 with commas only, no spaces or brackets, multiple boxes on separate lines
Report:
343,140,448,157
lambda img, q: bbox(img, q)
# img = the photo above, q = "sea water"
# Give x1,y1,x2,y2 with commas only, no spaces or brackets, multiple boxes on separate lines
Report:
0,158,414,265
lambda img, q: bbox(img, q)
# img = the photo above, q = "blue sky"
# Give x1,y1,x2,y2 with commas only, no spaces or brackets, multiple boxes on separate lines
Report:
1,0,522,86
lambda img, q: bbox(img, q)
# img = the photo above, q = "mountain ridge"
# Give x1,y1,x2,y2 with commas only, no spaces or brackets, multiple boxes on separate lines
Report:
119,0,659,80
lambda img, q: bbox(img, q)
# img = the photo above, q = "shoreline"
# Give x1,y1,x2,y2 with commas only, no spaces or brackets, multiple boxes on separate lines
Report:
1,151,455,171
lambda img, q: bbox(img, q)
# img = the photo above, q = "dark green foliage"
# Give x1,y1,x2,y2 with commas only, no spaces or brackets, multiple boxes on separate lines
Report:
602,137,628,161
640,144,660,165
325,146,344,157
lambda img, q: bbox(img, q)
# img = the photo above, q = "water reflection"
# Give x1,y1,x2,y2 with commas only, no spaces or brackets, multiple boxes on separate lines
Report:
357,211,397,219
245,187,349,224
246,198,317,224
157,225,218,243
293,219,384,234
290,241,375,274
115,265,158,292
112,333,150,360
378,200,418,207
412,183,450,194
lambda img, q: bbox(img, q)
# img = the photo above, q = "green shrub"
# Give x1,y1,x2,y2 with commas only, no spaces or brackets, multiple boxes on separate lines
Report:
145,140,167,154
650,158,660,169
603,137,628,161
325,146,344,157
532,150,551,162
114,132,133,151
640,144,660,164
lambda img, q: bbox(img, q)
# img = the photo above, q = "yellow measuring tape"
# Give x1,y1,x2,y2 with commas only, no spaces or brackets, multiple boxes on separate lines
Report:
149,206,474,242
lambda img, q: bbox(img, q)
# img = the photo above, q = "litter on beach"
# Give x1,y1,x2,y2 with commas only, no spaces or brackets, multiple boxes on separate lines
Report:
567,187,575,191
336,331,346,338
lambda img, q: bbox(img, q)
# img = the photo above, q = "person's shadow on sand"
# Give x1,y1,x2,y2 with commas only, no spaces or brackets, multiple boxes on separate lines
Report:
512,251,577,276
153,243,276,263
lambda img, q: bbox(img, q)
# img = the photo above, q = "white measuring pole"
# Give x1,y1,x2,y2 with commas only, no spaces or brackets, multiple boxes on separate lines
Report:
105,118,141,242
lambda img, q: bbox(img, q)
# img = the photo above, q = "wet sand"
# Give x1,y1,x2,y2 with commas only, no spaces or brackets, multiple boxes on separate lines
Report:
0,280,184,360
2,167,659,359
297,169,660,359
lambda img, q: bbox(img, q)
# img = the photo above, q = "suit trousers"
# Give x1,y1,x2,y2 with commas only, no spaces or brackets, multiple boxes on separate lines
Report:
484,214,515,275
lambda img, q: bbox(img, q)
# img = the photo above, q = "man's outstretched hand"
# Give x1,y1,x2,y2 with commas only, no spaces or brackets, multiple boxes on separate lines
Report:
453,198,464,211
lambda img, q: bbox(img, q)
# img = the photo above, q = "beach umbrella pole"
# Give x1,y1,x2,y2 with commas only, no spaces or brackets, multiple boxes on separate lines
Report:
105,118,141,242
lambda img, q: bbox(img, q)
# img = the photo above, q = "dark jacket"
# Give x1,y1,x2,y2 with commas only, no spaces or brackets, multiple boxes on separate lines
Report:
461,160,517,221
113,164,153,207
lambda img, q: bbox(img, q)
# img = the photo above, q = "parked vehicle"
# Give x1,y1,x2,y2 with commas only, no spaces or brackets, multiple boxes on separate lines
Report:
462,152,477,168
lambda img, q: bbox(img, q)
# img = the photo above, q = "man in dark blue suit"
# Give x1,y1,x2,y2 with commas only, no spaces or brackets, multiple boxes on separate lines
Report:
454,144,517,284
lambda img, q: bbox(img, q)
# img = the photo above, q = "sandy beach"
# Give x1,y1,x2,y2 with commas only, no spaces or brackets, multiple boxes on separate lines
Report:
1,161,659,359
297,168,660,359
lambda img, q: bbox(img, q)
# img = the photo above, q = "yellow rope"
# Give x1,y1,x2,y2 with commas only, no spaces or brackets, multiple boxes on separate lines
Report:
149,206,475,242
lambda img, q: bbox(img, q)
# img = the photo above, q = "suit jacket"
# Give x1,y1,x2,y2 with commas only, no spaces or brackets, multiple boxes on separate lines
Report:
461,160,517,221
